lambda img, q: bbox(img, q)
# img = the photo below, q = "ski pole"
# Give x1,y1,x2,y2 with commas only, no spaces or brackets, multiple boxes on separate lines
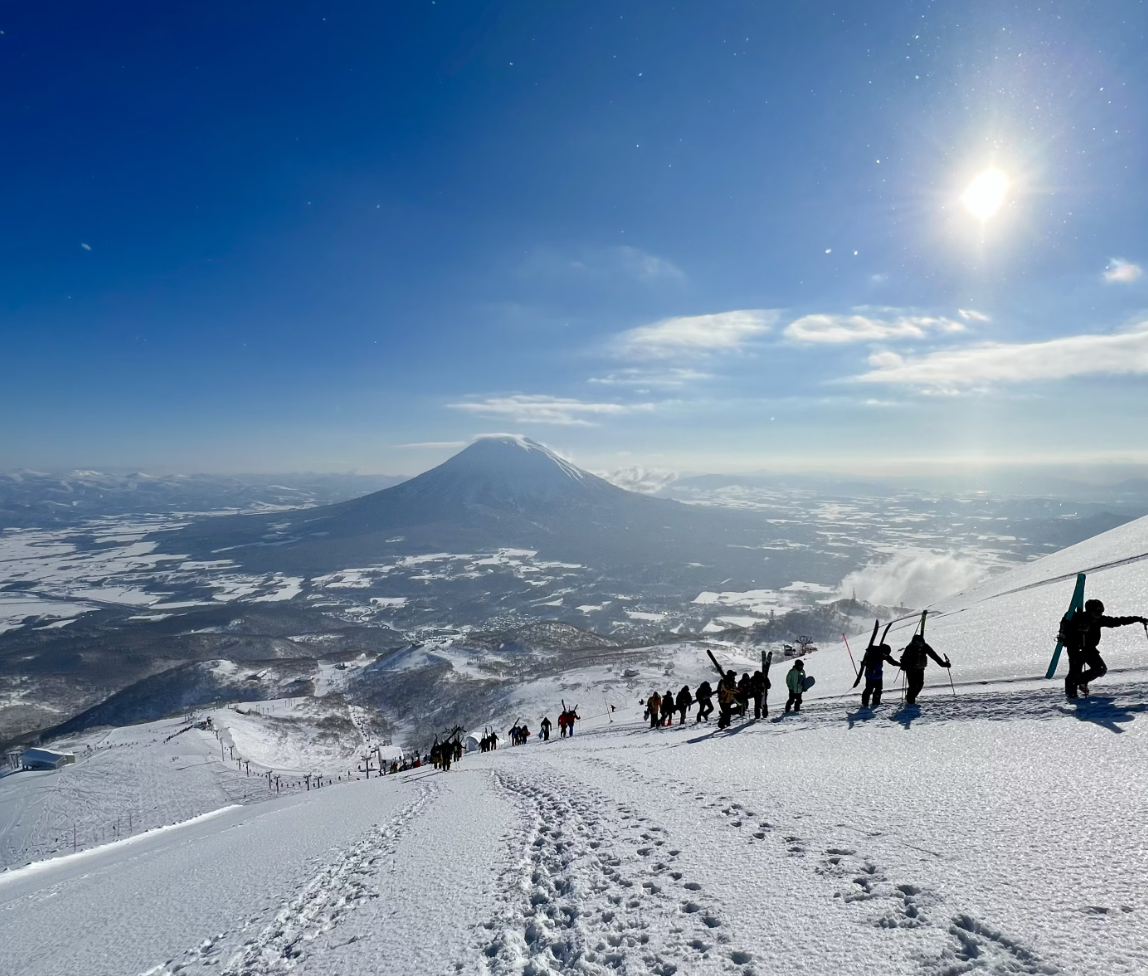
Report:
946,666,956,698
842,632,857,678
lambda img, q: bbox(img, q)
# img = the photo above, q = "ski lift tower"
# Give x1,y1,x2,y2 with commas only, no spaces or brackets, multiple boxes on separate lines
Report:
795,635,818,656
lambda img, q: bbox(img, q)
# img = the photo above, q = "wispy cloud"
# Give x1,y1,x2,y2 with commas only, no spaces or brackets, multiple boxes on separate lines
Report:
588,367,712,389
856,321,1148,391
785,312,965,344
958,308,991,322
396,441,468,449
614,309,774,360
1104,258,1143,284
521,245,684,284
447,394,654,426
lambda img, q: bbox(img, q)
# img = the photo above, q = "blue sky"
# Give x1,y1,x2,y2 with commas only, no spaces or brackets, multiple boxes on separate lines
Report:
3,1,1147,475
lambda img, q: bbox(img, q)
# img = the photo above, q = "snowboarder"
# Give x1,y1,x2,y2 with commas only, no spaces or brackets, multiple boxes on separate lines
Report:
675,685,693,724
853,642,900,707
645,691,662,729
661,688,676,727
540,716,552,741
750,669,768,719
695,681,714,723
1060,599,1147,699
784,660,806,713
899,633,950,705
717,670,738,729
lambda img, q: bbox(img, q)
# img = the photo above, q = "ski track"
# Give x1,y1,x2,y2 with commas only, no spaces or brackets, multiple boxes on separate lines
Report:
140,781,439,976
571,757,1062,976
478,768,754,976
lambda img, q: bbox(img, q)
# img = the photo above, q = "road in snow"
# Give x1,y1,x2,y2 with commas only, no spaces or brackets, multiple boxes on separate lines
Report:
3,676,1148,976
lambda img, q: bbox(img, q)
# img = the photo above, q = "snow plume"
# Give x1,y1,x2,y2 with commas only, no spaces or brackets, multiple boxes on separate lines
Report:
839,550,993,608
599,467,678,494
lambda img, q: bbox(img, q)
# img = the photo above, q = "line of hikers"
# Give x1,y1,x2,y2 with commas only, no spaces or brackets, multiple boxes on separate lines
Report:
507,706,580,747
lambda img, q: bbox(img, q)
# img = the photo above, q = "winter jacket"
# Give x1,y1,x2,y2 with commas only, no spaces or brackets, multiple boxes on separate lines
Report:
1060,612,1145,653
675,687,693,709
786,667,804,694
862,644,898,680
717,677,738,704
900,636,945,671
695,681,713,701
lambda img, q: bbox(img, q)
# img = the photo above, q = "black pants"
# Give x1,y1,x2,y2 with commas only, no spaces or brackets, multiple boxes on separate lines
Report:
1065,648,1107,696
717,701,734,728
785,692,802,713
678,707,688,724
752,695,765,719
649,711,660,729
861,678,883,707
541,729,549,741
904,668,925,704
696,699,713,722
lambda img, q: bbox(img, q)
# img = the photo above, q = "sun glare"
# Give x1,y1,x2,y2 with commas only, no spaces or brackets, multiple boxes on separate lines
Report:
960,169,1009,220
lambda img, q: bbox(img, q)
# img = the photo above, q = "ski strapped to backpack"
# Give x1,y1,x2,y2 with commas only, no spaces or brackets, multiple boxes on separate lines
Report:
1046,573,1086,679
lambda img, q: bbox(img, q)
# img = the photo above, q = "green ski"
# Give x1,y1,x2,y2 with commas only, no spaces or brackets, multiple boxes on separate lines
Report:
1046,573,1086,679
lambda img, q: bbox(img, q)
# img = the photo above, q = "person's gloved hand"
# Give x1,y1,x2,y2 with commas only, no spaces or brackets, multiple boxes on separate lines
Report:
943,657,952,668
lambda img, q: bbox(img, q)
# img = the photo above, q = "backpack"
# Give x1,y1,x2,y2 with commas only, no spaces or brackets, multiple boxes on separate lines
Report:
1058,613,1084,651
901,642,927,670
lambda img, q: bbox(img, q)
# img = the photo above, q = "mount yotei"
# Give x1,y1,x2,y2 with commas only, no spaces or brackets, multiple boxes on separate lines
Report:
162,435,842,579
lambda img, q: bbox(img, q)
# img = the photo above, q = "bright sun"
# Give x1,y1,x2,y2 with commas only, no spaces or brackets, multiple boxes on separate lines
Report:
960,169,1009,220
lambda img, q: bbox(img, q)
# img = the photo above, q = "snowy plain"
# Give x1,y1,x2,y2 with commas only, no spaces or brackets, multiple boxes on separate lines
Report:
3,516,1148,975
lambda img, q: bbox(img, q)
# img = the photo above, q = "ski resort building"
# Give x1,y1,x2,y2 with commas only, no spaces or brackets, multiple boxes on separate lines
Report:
19,748,75,771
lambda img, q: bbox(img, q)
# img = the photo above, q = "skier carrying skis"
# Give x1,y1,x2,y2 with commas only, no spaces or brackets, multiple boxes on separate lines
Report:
1060,599,1147,699
717,670,738,729
784,660,806,713
675,685,693,725
853,642,900,707
661,688,676,727
899,634,950,705
694,681,714,723
540,716,552,741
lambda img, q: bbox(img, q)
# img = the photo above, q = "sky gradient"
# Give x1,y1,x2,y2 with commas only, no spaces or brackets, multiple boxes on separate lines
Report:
3,1,1147,475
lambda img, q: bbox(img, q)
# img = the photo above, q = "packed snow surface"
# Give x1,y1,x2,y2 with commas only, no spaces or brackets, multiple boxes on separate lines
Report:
3,678,1147,976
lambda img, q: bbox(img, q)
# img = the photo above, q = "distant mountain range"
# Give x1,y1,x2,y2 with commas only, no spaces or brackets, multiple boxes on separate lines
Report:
0,470,407,529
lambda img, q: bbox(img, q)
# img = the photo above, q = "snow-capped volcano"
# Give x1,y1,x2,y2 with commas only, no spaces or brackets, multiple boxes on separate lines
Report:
162,435,791,576
381,435,615,510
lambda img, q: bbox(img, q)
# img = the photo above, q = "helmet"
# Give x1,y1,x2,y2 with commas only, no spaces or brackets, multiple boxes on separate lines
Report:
1085,599,1105,614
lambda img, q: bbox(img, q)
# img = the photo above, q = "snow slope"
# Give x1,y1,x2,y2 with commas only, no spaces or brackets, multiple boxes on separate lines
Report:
3,677,1147,976
4,516,1148,975
809,512,1148,699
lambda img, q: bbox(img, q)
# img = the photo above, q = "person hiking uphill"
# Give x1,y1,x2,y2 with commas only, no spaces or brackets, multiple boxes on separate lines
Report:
694,681,714,723
645,691,662,729
717,670,738,729
899,633,950,705
750,669,768,719
675,685,693,725
784,660,807,713
853,642,900,707
1061,599,1147,699
540,716,552,741
661,688,676,727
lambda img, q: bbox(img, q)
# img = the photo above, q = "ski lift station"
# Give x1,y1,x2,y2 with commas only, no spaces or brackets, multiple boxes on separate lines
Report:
19,748,76,771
